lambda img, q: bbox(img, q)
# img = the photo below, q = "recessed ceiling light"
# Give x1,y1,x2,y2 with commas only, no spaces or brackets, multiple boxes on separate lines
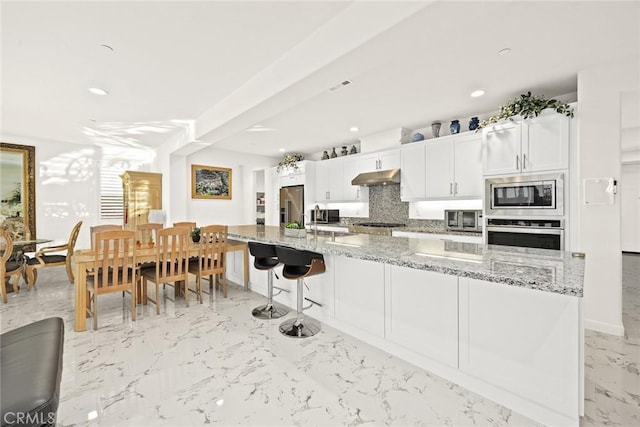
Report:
88,87,109,96
246,124,276,132
350,126,359,132
279,148,285,153
470,89,485,98
498,47,511,55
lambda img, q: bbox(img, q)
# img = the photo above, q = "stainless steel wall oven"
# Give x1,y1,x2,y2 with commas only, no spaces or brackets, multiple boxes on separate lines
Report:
486,218,564,250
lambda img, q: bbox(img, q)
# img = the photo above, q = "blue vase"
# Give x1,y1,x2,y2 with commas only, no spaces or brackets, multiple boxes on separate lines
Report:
450,120,460,134
411,132,424,142
469,117,479,131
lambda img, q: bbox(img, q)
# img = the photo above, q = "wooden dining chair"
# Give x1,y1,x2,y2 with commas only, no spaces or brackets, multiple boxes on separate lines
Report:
25,220,82,288
136,222,163,246
141,226,190,313
1,229,23,303
85,229,138,330
90,224,123,249
188,225,228,302
173,222,196,231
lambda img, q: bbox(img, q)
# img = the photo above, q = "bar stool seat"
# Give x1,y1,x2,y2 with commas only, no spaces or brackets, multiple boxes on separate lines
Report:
275,246,325,338
249,242,288,319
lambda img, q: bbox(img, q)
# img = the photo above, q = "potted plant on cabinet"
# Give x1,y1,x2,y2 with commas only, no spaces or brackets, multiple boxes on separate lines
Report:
276,153,304,173
284,221,307,238
191,227,201,243
147,236,154,248
477,91,574,130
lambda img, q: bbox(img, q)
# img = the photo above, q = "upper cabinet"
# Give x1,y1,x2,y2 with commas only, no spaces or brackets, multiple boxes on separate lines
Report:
359,148,400,171
483,112,569,176
315,156,368,202
400,131,483,201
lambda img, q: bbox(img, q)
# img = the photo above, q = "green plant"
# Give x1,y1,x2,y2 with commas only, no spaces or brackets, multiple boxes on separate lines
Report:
148,235,154,244
277,153,304,172
285,221,304,229
191,227,201,241
477,91,574,130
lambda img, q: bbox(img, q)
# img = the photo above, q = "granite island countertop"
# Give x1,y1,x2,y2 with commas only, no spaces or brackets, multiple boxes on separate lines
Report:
228,225,584,297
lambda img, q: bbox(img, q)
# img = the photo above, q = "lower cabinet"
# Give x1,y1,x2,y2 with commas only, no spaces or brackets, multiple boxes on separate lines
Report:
303,254,335,321
334,256,385,337
386,266,458,367
459,277,580,419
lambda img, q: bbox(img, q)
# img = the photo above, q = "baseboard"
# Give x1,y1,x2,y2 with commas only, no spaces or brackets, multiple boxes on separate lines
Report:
584,318,625,336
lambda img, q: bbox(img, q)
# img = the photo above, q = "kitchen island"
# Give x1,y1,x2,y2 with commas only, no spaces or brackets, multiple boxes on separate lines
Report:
227,225,585,426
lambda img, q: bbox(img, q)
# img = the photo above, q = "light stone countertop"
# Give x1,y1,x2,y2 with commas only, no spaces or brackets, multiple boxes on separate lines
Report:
228,225,584,297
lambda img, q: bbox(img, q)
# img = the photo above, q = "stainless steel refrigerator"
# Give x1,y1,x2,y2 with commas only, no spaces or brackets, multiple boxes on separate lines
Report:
279,185,304,226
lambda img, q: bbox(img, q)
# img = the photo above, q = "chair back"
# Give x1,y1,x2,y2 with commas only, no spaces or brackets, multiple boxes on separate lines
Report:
0,229,14,265
275,246,325,279
196,225,227,276
90,224,123,248
67,221,83,257
173,222,196,230
136,223,162,245
154,226,189,283
92,229,137,294
248,241,279,270
0,217,31,241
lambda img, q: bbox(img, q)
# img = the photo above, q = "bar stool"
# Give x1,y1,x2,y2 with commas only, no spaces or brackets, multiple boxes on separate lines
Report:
249,242,288,319
274,246,326,338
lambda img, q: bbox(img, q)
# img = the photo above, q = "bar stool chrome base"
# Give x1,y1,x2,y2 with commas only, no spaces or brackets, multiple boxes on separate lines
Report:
252,303,288,319
279,317,320,338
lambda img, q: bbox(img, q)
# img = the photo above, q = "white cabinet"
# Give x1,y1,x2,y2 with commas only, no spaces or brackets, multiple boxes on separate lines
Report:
401,132,482,201
265,167,280,226
400,143,426,200
483,113,569,176
315,157,344,201
360,148,400,171
342,156,369,201
334,256,385,337
386,266,459,367
303,254,335,321
459,277,580,419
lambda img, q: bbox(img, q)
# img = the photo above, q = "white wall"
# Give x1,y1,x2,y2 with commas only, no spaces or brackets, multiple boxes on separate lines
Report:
577,58,640,335
181,147,276,226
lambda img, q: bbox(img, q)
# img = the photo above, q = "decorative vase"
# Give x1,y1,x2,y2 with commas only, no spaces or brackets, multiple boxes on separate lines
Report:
321,150,329,160
349,145,358,154
431,122,441,138
330,148,337,158
341,146,348,156
469,117,480,131
450,120,460,134
411,132,424,142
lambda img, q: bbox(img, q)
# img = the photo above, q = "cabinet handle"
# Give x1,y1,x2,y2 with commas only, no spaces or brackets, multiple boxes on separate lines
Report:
454,182,458,195
356,189,360,199
326,191,330,200
450,183,453,195
516,155,520,171
523,154,527,170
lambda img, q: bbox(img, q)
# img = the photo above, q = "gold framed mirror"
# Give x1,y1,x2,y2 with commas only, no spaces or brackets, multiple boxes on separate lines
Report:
0,142,36,243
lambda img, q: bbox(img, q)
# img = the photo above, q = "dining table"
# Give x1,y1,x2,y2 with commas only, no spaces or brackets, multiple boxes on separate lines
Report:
72,239,249,332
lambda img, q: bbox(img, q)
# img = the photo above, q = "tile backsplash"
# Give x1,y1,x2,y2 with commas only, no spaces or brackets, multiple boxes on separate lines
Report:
340,184,447,231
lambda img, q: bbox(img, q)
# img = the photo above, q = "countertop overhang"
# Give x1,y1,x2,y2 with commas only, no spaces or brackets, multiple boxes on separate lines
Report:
228,225,584,297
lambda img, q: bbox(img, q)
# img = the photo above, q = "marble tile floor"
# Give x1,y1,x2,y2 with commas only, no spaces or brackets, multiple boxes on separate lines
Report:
0,255,637,426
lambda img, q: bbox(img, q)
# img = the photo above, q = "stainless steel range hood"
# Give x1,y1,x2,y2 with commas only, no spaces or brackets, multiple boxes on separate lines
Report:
351,169,400,186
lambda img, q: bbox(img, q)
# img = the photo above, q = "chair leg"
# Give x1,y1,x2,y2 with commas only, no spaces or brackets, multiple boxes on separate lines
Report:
1,277,7,303
92,294,98,330
131,284,136,321
222,273,227,298
65,260,74,284
184,278,189,307
155,283,160,315
26,266,37,289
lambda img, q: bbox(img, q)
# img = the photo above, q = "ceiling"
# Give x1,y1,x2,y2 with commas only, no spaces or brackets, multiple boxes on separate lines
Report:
2,1,639,159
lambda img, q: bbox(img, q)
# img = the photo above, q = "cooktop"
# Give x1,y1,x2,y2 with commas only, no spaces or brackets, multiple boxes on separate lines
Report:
354,222,406,228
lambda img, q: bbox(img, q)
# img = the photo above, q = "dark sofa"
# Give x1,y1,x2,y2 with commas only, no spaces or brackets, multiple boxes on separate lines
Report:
0,318,64,427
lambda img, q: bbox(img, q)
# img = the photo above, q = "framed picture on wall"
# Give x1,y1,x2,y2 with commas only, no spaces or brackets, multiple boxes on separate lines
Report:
191,164,232,199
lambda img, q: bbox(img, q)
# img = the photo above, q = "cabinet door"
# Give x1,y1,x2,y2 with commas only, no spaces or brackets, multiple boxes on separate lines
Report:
315,161,331,202
386,266,458,367
459,278,580,417
326,158,344,201
343,156,368,201
359,152,380,171
523,114,569,172
482,122,521,175
425,139,454,198
379,148,400,170
400,143,426,200
303,254,334,321
454,133,483,198
334,256,385,337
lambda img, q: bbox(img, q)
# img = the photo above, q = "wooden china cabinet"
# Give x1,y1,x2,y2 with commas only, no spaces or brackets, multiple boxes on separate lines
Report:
121,171,162,240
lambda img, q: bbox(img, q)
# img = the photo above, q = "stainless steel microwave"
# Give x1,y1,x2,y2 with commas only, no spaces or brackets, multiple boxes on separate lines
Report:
310,209,340,223
485,173,564,216
445,210,482,232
